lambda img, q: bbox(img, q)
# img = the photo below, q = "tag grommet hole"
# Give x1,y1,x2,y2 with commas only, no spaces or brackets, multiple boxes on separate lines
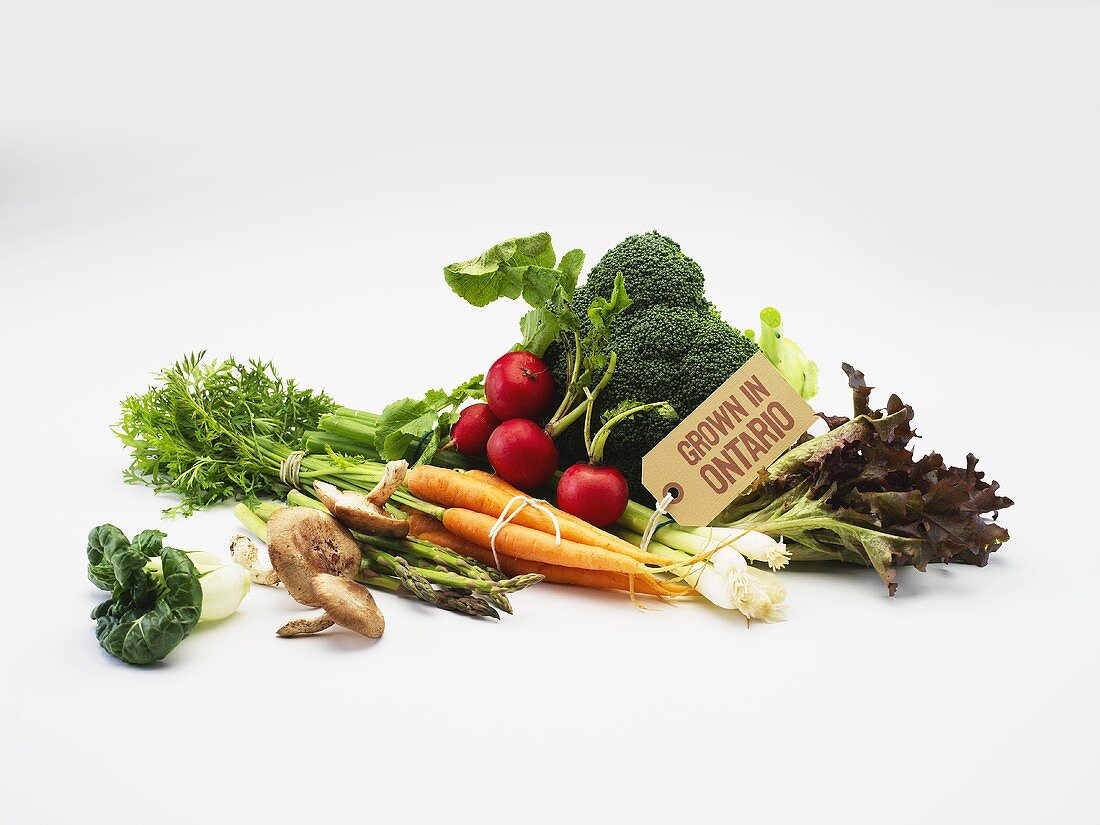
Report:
662,484,683,504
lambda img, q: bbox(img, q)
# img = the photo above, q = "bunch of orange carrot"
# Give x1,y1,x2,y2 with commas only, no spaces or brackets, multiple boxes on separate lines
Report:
402,466,694,598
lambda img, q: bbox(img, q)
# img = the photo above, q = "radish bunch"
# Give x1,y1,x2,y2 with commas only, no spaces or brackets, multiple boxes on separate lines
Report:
449,348,674,528
449,351,560,489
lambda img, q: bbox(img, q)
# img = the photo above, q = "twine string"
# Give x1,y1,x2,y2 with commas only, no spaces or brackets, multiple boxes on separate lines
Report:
279,450,307,490
487,495,561,572
639,491,675,553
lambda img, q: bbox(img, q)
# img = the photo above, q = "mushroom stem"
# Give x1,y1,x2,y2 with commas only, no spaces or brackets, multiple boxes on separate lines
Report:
276,614,336,637
230,534,281,587
366,459,408,508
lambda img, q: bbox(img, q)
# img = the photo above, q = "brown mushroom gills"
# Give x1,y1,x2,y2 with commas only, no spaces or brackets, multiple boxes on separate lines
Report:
313,480,410,538
275,574,385,639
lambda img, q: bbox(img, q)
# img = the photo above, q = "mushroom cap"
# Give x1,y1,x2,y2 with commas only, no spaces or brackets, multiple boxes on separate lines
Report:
313,481,410,538
266,507,362,607
312,574,385,638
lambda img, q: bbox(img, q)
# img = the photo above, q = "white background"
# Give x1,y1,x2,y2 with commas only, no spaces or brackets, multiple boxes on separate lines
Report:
2,2,1098,823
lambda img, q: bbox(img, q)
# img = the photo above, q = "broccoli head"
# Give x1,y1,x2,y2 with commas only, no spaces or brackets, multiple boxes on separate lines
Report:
549,232,759,504
570,231,709,315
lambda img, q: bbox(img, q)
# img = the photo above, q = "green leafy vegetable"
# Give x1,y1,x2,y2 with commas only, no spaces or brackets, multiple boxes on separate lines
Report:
556,248,586,296
373,375,485,464
439,231,632,444
518,307,566,357
589,398,676,464
444,231,586,358
581,272,632,376
445,233,568,309
747,306,818,400
718,364,1013,594
543,272,636,438
88,525,203,665
88,525,249,665
117,353,336,515
116,354,433,518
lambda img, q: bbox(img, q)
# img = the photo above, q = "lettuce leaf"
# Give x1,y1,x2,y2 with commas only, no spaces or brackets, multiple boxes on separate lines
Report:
719,364,1013,594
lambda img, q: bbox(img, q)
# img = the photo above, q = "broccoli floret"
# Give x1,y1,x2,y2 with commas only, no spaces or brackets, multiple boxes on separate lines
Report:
550,233,759,504
570,231,709,315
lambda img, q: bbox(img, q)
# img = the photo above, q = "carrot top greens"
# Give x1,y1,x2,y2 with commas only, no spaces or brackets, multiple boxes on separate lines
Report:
117,352,336,515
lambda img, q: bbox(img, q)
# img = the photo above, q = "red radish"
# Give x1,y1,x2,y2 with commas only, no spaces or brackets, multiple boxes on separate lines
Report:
556,399,675,526
486,418,558,489
556,463,630,527
448,403,500,455
485,351,555,421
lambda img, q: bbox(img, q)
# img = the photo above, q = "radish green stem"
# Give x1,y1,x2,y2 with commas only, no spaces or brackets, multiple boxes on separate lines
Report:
547,330,585,425
582,351,619,456
589,400,672,465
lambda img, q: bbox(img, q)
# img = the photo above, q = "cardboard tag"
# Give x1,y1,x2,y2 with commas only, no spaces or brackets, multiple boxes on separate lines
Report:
641,352,817,526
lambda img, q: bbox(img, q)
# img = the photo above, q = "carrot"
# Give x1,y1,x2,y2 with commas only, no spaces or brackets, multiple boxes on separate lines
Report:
463,469,519,492
406,512,670,596
405,510,455,540
438,507,688,597
406,466,671,567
